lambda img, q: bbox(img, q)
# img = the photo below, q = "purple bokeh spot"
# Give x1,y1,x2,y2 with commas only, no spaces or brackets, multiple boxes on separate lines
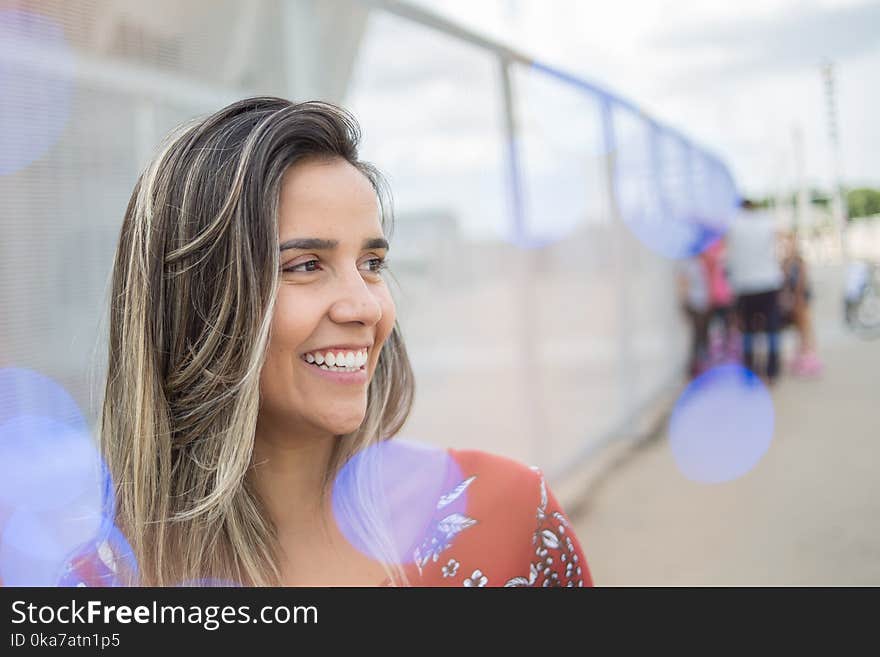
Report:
0,507,104,586
0,9,74,175
1,510,64,586
669,364,774,483
2,509,64,560
332,440,465,566
0,367,87,431
0,368,118,585
611,105,739,260
0,415,103,511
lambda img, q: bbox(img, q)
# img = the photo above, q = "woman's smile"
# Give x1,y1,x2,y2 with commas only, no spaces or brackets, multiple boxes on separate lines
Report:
300,345,371,384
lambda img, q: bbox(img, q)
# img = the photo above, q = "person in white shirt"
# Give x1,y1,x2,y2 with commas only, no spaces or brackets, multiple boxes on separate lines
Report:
725,199,784,383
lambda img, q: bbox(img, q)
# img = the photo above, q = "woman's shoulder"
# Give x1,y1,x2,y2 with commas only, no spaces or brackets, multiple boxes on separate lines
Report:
441,448,553,520
407,447,591,587
382,443,546,520
443,448,563,529
446,447,545,487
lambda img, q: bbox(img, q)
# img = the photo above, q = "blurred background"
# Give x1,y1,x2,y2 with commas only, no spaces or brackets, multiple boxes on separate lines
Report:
1,0,878,585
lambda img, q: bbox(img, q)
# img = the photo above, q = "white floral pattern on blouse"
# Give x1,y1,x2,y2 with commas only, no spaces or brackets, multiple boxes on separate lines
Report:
413,466,585,588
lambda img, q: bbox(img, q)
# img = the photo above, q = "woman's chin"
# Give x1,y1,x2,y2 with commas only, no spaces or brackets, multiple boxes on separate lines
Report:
320,412,367,436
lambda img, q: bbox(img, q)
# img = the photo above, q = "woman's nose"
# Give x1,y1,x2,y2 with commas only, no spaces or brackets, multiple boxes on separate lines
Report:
327,270,383,326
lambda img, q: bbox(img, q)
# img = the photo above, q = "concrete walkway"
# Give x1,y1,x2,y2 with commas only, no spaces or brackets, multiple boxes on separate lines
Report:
572,264,880,585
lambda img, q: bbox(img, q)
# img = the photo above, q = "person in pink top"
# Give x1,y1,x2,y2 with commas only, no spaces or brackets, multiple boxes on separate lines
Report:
700,237,737,363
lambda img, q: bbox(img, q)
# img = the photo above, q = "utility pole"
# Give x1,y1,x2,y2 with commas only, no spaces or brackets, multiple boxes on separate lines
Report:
793,123,810,237
821,59,848,260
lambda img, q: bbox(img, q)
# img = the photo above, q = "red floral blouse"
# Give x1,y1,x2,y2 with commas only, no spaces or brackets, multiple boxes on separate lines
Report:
53,448,592,588
393,448,592,587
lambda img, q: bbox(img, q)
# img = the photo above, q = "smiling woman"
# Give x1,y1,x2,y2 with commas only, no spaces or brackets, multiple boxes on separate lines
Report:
56,97,592,588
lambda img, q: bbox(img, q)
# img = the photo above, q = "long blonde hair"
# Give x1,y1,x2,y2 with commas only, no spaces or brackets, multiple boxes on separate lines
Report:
102,97,415,585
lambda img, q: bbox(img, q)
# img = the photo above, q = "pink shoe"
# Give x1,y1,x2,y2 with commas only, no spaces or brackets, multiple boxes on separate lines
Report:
792,352,823,377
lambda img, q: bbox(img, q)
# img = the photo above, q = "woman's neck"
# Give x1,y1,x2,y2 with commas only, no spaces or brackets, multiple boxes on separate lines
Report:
250,419,336,538
249,422,389,586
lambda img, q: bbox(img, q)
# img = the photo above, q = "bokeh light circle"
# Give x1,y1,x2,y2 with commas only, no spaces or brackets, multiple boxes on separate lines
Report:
0,367,87,431
1,507,106,586
0,415,103,512
332,440,465,566
669,364,774,483
0,9,74,176
0,368,117,585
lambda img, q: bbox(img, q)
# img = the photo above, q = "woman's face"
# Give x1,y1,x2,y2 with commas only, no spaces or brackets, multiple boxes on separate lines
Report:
258,157,396,439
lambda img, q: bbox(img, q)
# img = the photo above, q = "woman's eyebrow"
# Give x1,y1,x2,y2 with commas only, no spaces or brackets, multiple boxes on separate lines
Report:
279,237,389,251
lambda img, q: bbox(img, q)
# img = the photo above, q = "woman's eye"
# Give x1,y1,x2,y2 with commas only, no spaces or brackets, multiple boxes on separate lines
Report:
362,257,387,273
285,259,321,273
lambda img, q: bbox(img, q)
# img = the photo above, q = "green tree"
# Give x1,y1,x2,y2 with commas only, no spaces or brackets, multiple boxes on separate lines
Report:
847,188,880,219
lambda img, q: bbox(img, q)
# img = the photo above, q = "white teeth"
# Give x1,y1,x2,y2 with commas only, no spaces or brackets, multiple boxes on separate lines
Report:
304,349,369,369
320,364,329,370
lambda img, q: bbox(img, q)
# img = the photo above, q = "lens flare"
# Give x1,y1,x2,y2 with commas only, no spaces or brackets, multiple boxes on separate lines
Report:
0,9,74,176
332,440,466,566
669,364,774,483
611,104,738,259
0,415,102,512
0,368,117,585
0,367,87,431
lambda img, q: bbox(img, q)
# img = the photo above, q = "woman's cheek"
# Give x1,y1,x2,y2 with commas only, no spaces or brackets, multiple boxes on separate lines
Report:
378,285,396,332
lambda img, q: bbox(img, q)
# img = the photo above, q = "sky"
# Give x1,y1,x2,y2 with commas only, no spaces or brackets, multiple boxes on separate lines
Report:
414,0,880,197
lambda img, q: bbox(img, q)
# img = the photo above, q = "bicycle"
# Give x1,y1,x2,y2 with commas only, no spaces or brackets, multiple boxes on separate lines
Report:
844,260,880,339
